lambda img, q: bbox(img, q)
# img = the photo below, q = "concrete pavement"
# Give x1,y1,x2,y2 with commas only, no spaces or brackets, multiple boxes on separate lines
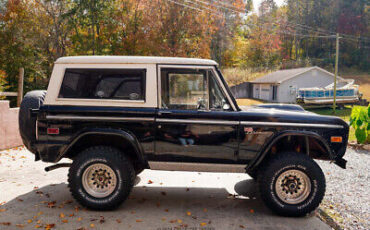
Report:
0,147,331,230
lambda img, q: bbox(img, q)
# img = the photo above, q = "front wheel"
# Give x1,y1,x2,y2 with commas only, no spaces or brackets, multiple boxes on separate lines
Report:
257,152,325,216
68,146,135,210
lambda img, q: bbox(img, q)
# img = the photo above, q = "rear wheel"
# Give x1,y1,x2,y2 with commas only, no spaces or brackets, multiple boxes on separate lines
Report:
68,146,135,210
257,152,325,216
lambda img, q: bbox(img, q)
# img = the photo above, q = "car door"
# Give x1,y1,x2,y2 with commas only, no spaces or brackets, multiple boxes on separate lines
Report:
152,65,240,165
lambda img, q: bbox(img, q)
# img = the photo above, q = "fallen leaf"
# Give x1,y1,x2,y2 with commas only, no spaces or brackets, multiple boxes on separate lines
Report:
37,220,41,224
37,212,43,216
186,211,191,216
148,180,153,184
130,211,136,214
239,225,245,228
59,213,65,218
90,223,95,228
62,220,68,223
35,191,43,195
27,219,33,223
99,216,105,224
161,191,167,196
0,209,6,212
116,219,121,223
34,225,42,228
177,219,183,224
250,209,255,214
136,219,143,223
156,202,161,207
200,222,207,227
186,188,190,192
16,224,24,228
77,217,82,222
0,222,11,226
164,209,169,212
169,220,176,223
161,218,166,221
203,208,208,212
47,201,56,208
45,223,55,229
69,213,74,217
17,199,23,202
77,228,86,230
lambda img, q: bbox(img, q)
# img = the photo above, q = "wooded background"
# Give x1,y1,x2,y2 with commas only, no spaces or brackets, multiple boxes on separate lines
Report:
0,0,369,99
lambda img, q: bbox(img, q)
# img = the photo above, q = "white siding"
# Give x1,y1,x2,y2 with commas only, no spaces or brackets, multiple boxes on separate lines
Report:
277,69,334,103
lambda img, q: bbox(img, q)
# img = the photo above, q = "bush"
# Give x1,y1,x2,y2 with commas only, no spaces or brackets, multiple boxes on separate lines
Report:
350,106,370,144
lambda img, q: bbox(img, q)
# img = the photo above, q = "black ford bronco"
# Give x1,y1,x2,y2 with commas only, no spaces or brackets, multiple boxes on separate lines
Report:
19,56,348,216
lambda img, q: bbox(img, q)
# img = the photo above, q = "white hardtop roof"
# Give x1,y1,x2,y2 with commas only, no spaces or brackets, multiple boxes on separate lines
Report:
55,56,218,65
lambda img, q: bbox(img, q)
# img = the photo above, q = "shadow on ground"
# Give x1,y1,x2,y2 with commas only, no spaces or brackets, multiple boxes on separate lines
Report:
0,178,329,230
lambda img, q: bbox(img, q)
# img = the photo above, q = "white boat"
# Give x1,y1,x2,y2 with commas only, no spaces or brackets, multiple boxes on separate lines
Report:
296,79,360,105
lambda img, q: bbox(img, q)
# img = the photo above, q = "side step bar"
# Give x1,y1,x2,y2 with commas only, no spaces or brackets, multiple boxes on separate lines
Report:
45,163,72,172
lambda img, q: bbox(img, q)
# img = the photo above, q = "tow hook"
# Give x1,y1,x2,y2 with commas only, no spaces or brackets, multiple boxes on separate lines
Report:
44,163,72,172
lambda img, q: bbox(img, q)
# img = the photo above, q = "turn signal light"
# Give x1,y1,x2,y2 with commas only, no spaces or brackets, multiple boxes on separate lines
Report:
331,136,342,143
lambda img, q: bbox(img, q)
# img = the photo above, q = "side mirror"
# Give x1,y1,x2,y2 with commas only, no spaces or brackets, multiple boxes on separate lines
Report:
223,103,230,110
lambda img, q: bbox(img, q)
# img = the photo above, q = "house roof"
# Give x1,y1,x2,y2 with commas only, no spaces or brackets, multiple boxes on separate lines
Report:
55,56,218,66
250,66,342,84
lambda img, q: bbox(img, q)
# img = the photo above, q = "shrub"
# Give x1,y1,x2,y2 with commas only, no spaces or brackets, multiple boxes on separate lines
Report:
350,106,370,144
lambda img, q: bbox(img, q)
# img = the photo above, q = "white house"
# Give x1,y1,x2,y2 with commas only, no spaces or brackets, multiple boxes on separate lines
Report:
251,66,343,103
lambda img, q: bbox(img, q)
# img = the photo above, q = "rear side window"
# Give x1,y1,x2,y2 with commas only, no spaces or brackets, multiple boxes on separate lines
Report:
58,69,146,100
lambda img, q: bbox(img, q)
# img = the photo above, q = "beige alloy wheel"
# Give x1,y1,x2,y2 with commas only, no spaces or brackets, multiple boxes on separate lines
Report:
82,163,117,198
274,169,311,205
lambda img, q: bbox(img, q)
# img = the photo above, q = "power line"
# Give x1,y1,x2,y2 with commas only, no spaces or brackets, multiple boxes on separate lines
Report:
164,0,370,43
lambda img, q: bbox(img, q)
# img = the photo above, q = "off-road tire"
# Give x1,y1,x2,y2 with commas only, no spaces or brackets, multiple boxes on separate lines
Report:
68,146,135,210
18,90,46,154
257,152,325,217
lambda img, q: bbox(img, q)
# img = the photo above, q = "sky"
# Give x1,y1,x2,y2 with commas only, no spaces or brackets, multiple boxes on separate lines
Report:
253,0,286,12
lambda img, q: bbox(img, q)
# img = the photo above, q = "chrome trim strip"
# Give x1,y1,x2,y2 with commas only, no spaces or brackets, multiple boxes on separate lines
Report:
240,121,343,129
46,115,155,122
156,118,239,125
148,161,246,173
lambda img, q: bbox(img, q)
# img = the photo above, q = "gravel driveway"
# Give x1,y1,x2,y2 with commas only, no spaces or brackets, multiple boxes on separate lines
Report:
317,148,370,230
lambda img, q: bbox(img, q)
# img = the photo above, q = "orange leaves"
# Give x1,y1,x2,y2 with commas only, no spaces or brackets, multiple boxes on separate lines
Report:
0,208,6,212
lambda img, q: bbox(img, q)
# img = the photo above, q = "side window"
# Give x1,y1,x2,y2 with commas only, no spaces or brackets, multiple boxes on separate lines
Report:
161,68,208,110
58,69,146,100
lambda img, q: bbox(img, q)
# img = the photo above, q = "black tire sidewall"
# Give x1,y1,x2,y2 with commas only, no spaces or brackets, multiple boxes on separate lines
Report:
269,164,320,213
74,157,124,206
259,153,325,216
69,147,134,210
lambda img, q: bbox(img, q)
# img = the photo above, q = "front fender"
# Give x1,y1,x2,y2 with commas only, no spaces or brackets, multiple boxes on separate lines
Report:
246,130,333,173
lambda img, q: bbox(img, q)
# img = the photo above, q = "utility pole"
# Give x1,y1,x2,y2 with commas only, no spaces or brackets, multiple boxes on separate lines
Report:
333,33,340,114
